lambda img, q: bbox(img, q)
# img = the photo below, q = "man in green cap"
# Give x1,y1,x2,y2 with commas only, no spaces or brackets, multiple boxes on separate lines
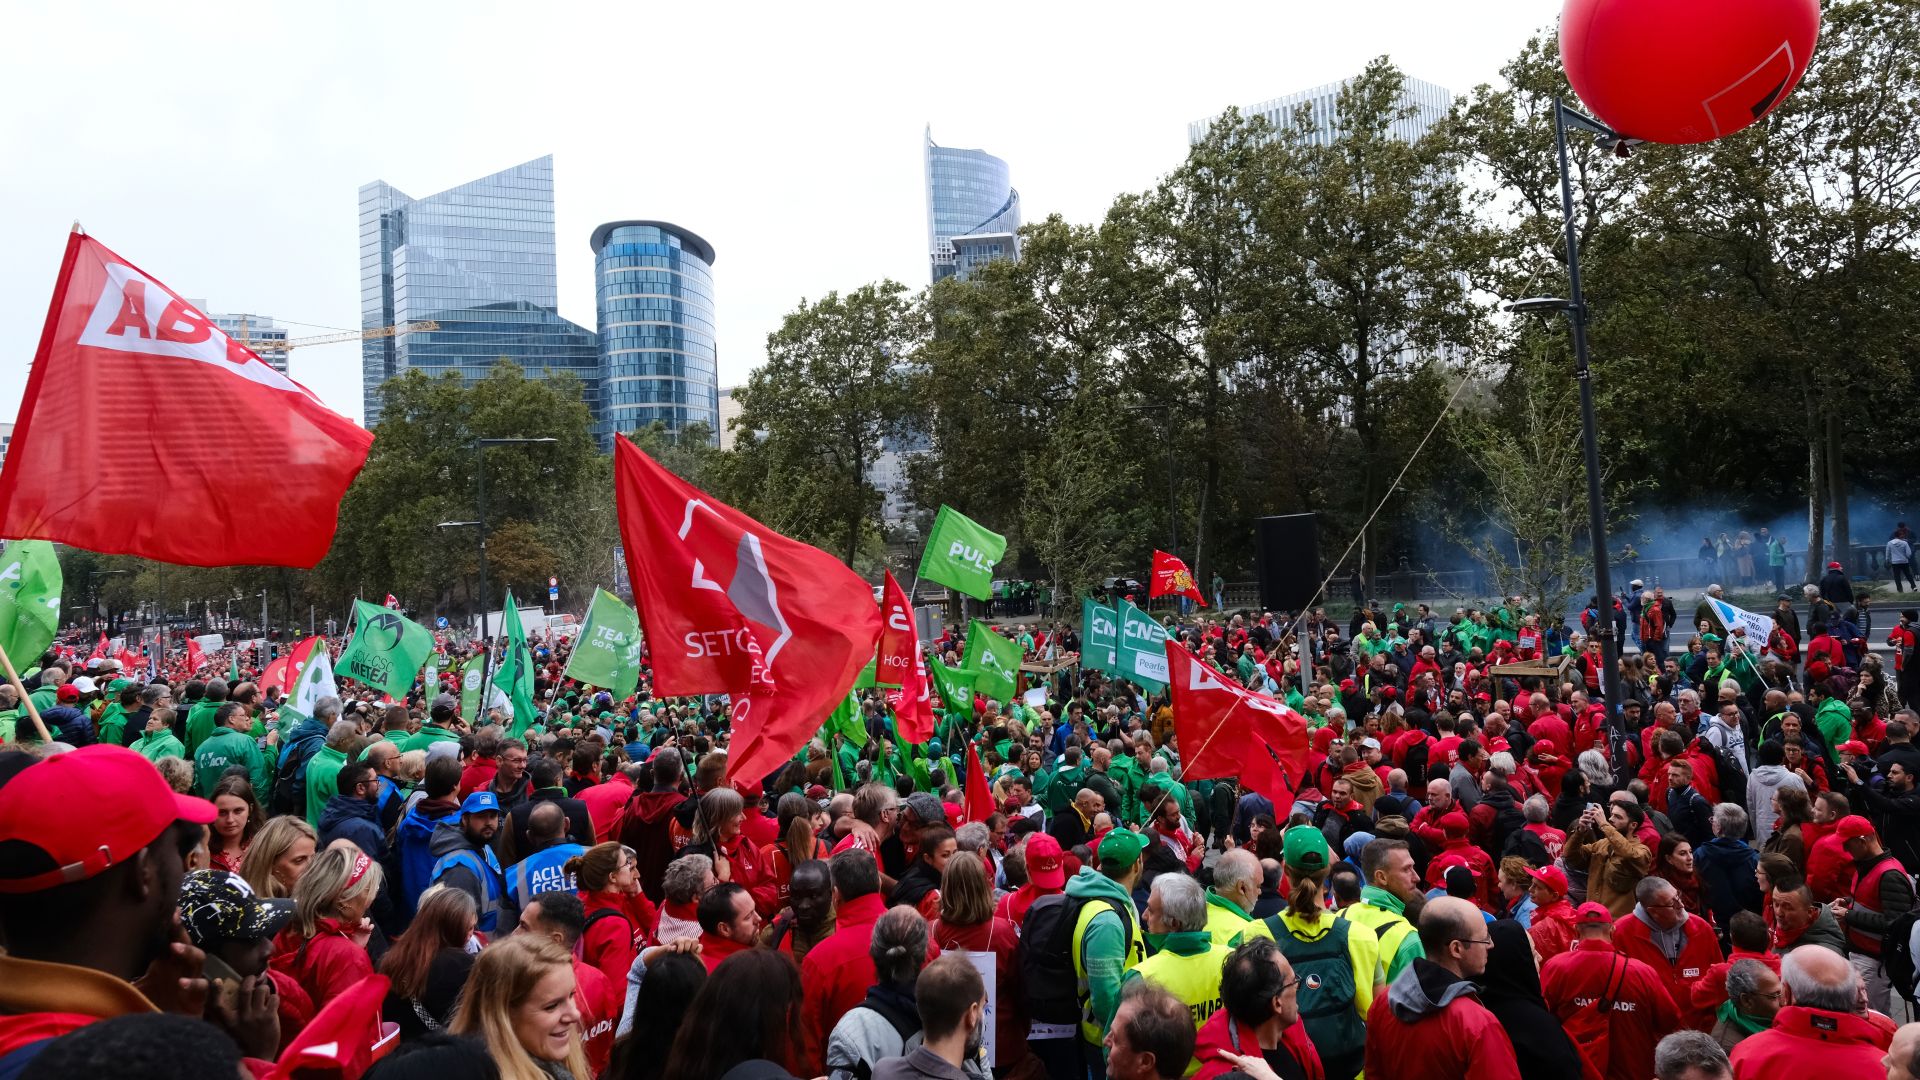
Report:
1066,827,1149,1064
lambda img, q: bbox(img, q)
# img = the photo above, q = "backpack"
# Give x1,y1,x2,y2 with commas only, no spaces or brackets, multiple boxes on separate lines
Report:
1690,735,1748,811
1264,914,1364,1073
1021,892,1133,1025
1502,827,1551,868
268,728,324,817
1883,903,1920,1003
1560,953,1627,1067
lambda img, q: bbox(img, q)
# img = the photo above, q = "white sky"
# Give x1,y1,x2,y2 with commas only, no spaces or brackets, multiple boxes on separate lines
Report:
0,1,1553,424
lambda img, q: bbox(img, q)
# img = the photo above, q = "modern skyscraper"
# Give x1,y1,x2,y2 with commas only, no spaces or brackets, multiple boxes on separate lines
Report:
925,127,1022,283
192,304,291,374
358,155,599,427
590,221,718,446
1187,74,1452,147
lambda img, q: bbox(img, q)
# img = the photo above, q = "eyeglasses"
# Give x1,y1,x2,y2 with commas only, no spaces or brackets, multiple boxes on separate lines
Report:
1455,937,1494,949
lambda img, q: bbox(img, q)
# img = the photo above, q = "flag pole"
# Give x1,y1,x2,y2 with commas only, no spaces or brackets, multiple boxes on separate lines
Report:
0,641,54,743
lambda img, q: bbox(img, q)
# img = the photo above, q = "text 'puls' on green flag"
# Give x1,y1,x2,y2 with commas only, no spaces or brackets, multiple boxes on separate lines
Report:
1115,599,1170,692
498,590,539,737
0,541,61,670
963,619,1023,704
336,599,435,699
917,505,1006,602
563,587,643,698
1081,598,1118,674
927,655,977,718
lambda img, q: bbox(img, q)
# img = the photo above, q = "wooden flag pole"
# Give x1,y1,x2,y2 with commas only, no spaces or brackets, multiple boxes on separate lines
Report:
0,640,54,743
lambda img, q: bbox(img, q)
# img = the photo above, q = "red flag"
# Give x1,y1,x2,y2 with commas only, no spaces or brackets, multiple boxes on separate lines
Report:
614,439,882,783
90,634,108,661
1150,550,1208,607
384,593,400,610
1164,642,1307,809
0,233,372,568
965,741,996,825
261,635,322,694
880,572,933,744
115,647,142,672
185,637,205,672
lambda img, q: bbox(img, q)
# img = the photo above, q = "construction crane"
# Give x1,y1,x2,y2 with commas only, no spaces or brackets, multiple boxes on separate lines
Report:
230,315,438,354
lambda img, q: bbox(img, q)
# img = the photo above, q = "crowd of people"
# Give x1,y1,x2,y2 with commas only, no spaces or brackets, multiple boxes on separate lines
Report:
6,569,1920,1080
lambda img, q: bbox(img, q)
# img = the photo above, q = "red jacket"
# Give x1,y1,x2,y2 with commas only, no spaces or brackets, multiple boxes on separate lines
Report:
932,917,1031,1072
1363,960,1521,1080
1804,823,1852,902
1191,1004,1324,1080
741,806,780,850
1539,939,1679,1080
1529,898,1578,961
578,774,634,843
1727,1005,1890,1078
578,890,655,993
1611,911,1723,1030
456,758,497,800
798,892,889,1075
1689,949,1779,1013
270,920,373,1008
1409,805,1452,850
573,958,618,1078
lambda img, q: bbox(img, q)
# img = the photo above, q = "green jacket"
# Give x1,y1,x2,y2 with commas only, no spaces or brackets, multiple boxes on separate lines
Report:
1048,764,1088,815
1814,698,1854,765
1141,775,1191,819
402,724,460,755
194,727,270,798
1109,755,1146,825
28,688,57,717
1065,867,1144,1046
96,702,129,748
131,730,184,762
184,699,222,755
304,745,348,828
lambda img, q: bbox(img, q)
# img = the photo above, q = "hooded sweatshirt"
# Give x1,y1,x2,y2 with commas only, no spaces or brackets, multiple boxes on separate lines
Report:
1745,767,1805,848
1364,959,1522,1080
620,789,690,903
1477,920,1587,1080
1063,867,1145,1046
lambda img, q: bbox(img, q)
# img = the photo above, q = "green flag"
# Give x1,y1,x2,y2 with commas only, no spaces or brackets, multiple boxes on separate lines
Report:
1081,598,1118,674
962,619,1023,704
497,590,539,737
916,505,1006,602
229,647,241,684
0,541,61,670
927,656,977,717
1115,599,1170,692
825,691,868,749
563,588,642,698
459,652,490,719
336,599,435,699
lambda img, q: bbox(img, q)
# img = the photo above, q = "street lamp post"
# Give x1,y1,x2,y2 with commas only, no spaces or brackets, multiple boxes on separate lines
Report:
1508,98,1637,776
88,570,129,635
443,436,557,715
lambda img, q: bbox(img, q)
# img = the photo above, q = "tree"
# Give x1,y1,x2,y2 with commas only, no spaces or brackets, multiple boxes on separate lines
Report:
730,282,921,566
1021,404,1149,604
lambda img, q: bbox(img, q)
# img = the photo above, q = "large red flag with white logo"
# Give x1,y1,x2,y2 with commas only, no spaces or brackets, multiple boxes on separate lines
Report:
1150,550,1207,607
0,232,372,567
614,439,882,783
1164,642,1307,808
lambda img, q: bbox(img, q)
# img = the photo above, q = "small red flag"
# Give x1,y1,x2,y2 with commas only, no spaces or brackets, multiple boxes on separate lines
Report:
614,440,882,783
1164,642,1306,809
965,742,996,825
384,593,400,610
1150,550,1208,607
0,233,372,568
90,634,108,660
880,572,934,744
185,636,205,672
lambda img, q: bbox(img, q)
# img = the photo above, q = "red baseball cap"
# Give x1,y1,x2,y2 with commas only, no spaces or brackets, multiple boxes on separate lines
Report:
1839,741,1870,757
1526,865,1569,897
55,684,79,704
0,745,216,894
1835,815,1878,843
1024,832,1067,889
1573,901,1613,926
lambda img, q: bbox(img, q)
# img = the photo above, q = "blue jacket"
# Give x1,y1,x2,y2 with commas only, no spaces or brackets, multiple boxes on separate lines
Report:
319,793,385,860
394,801,462,916
38,706,92,746
1694,835,1761,929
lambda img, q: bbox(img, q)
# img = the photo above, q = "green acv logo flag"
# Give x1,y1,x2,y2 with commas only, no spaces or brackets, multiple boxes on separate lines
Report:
563,587,642,699
336,599,434,698
0,540,62,670
917,505,1006,602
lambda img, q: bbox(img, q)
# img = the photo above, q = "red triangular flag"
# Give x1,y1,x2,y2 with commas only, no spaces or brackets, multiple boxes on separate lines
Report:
384,593,400,609
1164,642,1305,809
614,439,882,783
0,233,372,568
1150,550,1208,607
185,636,205,672
965,741,996,824
880,572,933,744
90,634,108,660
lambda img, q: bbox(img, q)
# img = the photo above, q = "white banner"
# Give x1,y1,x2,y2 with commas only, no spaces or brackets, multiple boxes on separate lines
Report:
1707,597,1775,657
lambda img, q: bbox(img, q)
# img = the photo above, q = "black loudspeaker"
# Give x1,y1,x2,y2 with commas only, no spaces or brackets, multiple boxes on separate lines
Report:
1255,513,1319,612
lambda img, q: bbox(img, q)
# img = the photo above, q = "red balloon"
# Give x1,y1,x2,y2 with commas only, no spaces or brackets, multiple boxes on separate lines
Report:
1561,0,1821,144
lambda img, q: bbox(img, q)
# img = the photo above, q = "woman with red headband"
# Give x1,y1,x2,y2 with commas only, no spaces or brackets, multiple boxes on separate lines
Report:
272,844,384,1004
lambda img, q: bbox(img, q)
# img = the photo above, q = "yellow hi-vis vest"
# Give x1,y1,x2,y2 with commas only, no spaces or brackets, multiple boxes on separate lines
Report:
1127,938,1238,1076
1071,895,1146,1045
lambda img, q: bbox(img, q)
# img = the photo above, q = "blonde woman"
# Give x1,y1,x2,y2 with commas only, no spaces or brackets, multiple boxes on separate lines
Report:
240,815,317,899
452,935,591,1080
270,844,383,1004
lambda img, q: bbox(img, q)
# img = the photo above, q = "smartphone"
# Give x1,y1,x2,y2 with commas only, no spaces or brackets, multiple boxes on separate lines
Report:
1586,803,1600,815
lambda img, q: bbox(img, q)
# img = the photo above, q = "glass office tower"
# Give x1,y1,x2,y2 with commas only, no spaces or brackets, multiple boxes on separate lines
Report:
925,127,1021,283
591,221,718,446
358,155,600,427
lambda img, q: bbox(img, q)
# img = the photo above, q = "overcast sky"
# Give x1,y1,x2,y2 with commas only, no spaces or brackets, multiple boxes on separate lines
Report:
0,1,1553,424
